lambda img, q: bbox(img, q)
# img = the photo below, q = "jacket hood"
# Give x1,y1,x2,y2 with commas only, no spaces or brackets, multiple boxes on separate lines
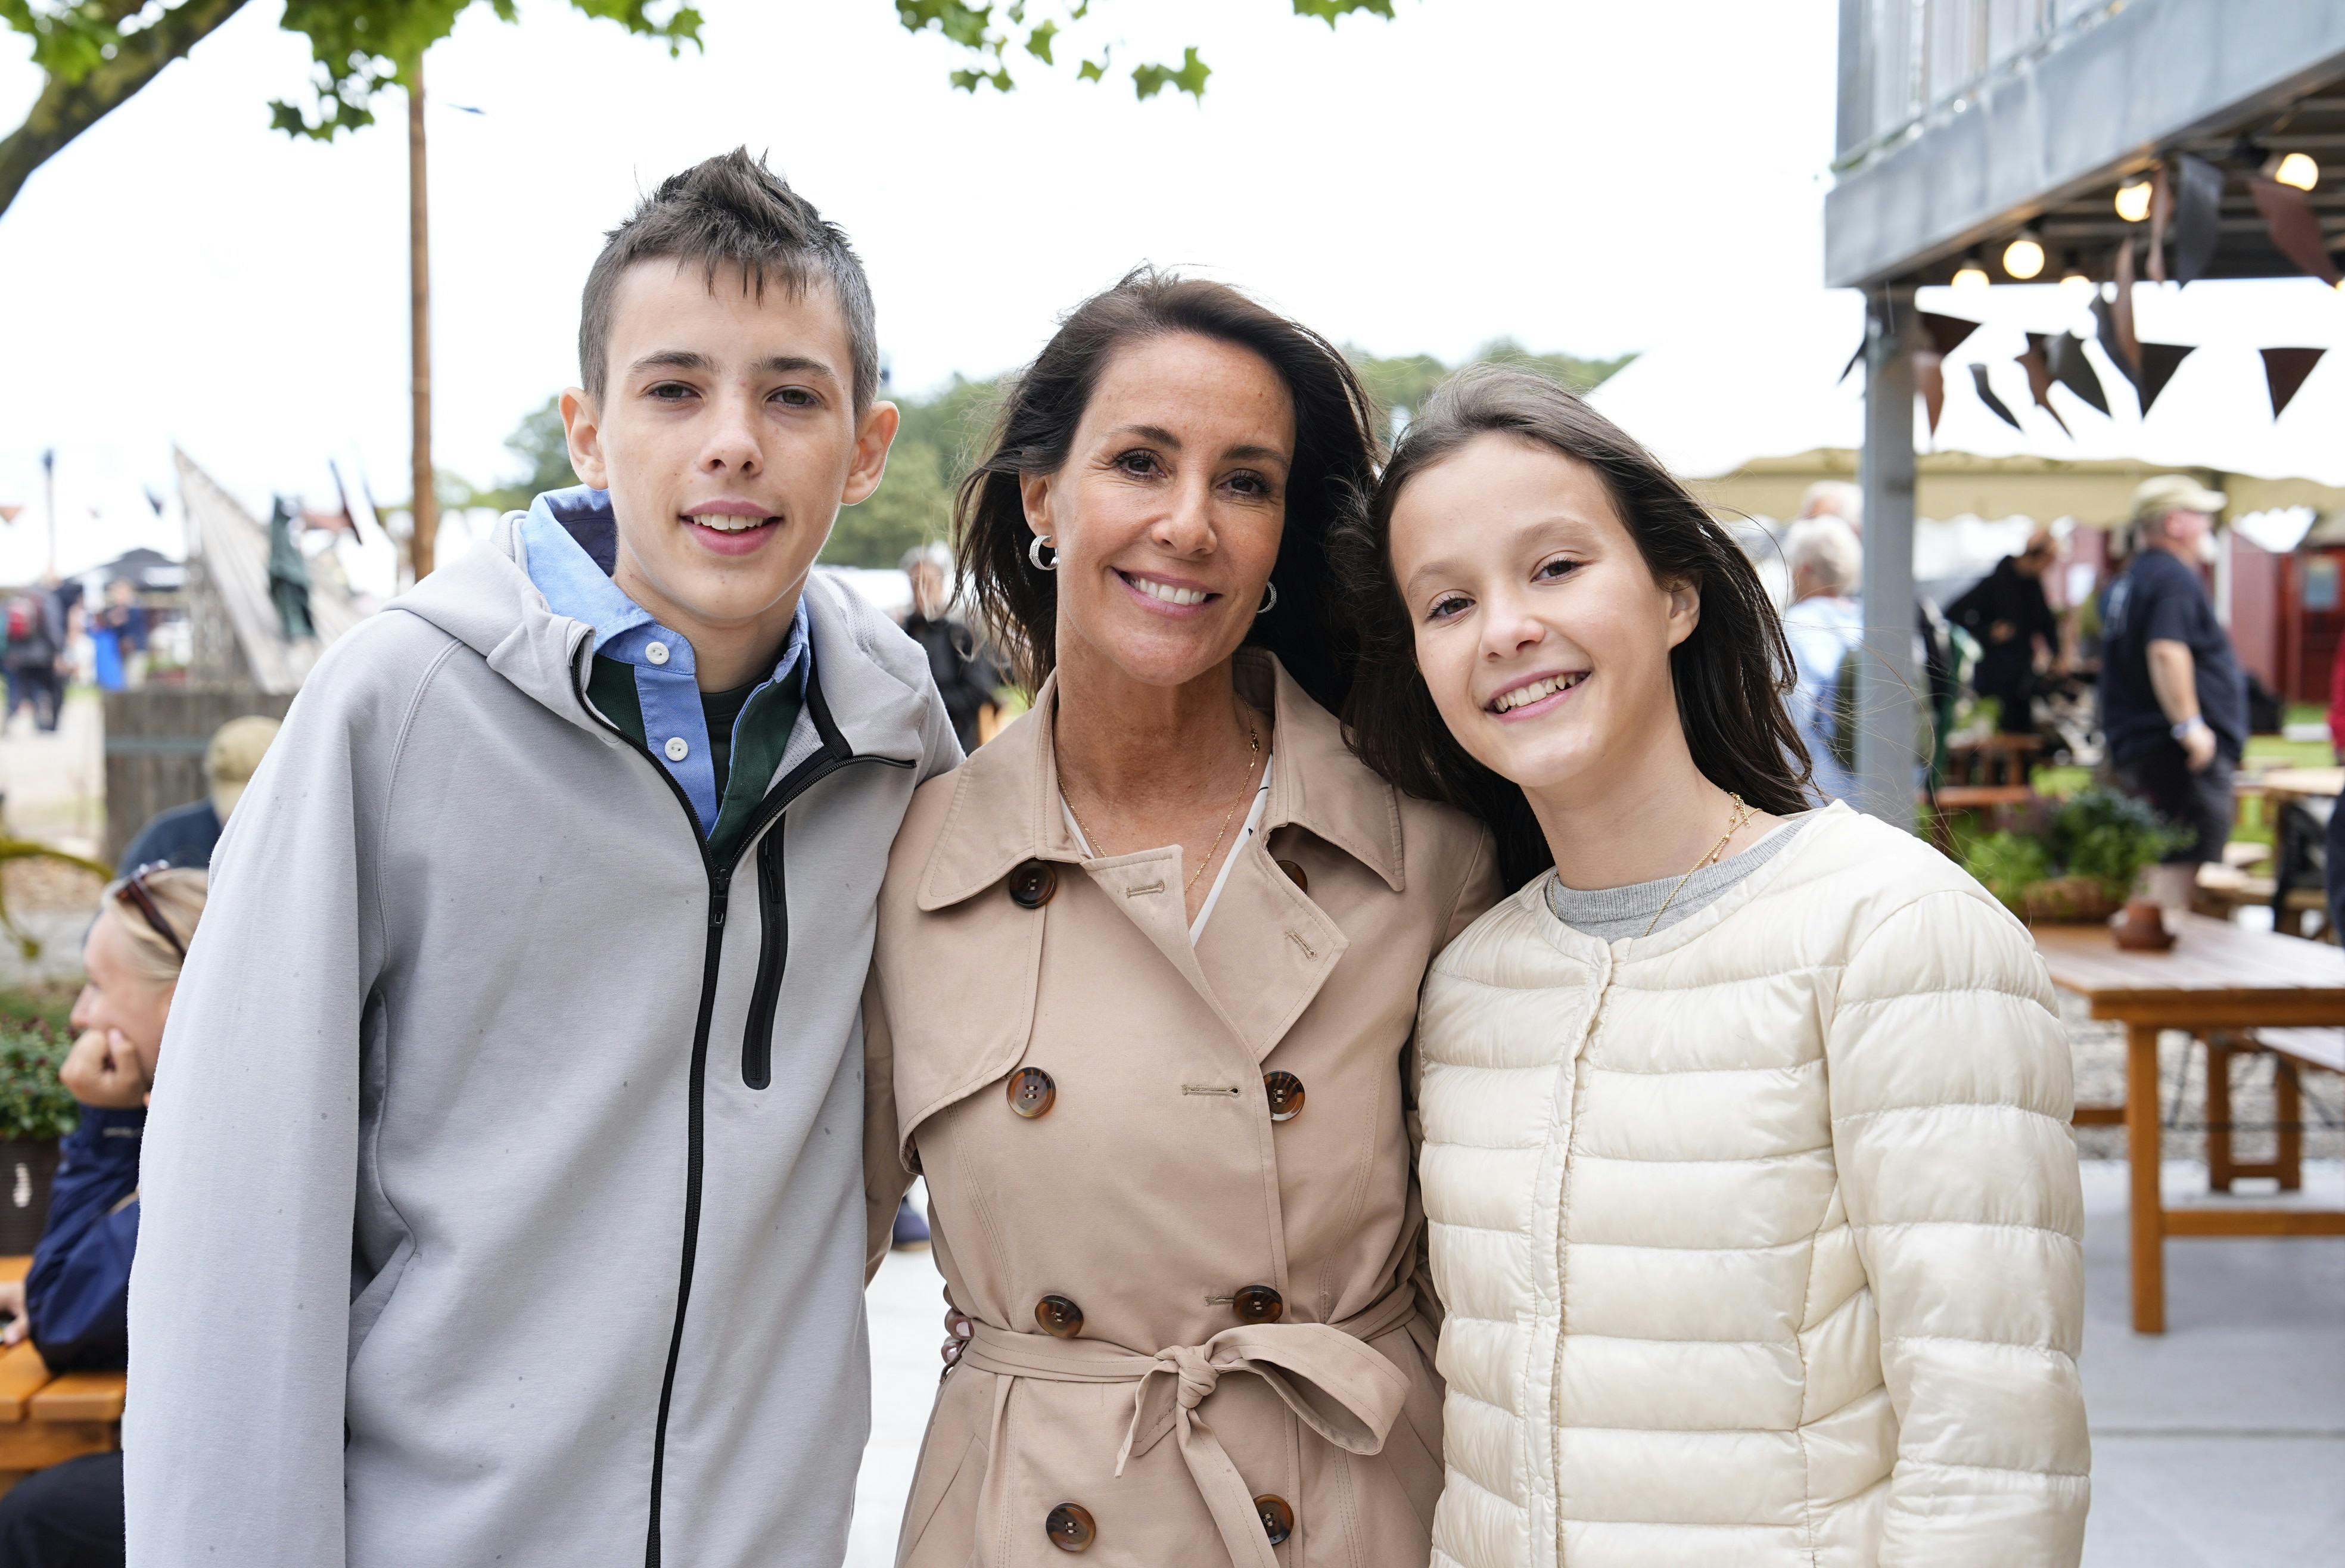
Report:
389,490,938,764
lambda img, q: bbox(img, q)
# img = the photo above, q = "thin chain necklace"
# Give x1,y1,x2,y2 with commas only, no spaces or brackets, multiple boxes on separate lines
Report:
1067,723,1264,896
1641,792,1754,937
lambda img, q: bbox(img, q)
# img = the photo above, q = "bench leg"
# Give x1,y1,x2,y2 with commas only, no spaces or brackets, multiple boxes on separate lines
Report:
2204,1038,2235,1192
2275,1059,2304,1193
2128,1024,2166,1334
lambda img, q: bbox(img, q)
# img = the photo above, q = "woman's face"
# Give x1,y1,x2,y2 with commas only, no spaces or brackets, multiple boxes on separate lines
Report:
1022,333,1295,691
1387,433,1697,800
70,910,173,1084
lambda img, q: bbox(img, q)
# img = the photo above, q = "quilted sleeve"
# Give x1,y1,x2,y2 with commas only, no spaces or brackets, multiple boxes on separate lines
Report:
1825,888,2090,1566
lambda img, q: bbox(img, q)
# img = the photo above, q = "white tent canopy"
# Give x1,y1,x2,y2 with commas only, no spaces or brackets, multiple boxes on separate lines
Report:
1589,279,2345,488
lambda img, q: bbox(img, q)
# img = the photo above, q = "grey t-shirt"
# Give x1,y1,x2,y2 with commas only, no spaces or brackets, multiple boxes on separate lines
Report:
1545,814,1810,940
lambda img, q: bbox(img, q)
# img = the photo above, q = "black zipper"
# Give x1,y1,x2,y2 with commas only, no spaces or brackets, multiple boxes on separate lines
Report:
741,820,788,1091
569,652,912,1568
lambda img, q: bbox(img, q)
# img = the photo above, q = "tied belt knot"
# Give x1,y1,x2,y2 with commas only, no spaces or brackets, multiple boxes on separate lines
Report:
960,1287,1419,1568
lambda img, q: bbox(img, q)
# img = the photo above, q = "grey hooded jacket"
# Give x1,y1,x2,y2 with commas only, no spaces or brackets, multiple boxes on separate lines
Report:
124,511,958,1568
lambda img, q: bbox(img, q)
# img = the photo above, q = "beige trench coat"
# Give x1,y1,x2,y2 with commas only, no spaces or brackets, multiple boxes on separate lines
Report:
864,651,1498,1568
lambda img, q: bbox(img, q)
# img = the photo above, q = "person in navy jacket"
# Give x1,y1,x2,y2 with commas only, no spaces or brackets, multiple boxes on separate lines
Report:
0,866,206,1568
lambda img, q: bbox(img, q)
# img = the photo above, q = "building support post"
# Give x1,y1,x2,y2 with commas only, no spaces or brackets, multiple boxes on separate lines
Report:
407,55,436,583
1856,283,1919,828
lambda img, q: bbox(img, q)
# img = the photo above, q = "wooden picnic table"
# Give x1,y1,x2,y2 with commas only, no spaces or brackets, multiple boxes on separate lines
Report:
0,1256,123,1486
2253,766,2344,808
2035,915,2345,1333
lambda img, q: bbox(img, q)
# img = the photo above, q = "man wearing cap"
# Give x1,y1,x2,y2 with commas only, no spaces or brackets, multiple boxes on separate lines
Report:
2100,475,2246,904
115,716,281,875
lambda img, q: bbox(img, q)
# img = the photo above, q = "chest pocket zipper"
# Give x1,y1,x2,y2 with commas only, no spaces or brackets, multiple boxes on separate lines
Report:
742,820,788,1090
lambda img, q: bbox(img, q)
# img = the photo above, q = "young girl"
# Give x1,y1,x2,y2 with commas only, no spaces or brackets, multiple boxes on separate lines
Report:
1332,367,2089,1567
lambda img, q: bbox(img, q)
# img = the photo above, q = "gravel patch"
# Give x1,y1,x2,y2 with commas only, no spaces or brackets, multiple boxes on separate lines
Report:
2061,987,2345,1164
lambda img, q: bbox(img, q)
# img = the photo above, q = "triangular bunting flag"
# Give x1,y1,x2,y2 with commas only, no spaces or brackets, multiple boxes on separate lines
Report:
1970,364,2025,432
2136,343,2195,415
1918,352,1946,435
2048,332,2111,416
2171,153,2225,286
1839,335,1864,385
2018,335,2072,435
2247,177,2344,287
2092,295,2136,399
1920,312,1980,359
2262,347,2326,418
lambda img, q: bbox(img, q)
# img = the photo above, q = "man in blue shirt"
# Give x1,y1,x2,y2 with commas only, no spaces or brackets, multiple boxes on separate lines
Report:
2100,476,2246,904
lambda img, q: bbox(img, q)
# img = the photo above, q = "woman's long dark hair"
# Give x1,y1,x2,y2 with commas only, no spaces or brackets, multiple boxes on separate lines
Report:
1329,365,1813,889
955,267,1379,716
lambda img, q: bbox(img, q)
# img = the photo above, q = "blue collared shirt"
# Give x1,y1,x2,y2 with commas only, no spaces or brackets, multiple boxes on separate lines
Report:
520,487,811,837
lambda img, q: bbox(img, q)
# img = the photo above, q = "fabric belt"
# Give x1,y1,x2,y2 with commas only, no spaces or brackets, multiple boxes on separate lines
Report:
960,1286,1419,1568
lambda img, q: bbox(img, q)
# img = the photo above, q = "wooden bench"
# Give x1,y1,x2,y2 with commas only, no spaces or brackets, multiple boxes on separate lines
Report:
0,1258,125,1498
2207,1027,2345,1193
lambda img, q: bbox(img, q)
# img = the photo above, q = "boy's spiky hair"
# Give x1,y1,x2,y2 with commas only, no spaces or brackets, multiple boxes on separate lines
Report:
579,148,879,411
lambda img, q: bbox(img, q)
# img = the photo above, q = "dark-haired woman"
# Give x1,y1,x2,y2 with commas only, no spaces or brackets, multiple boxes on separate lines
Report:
862,271,1498,1567
1331,366,2090,1568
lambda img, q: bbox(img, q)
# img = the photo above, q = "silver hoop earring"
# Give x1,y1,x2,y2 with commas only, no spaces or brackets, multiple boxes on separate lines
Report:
1257,580,1279,616
1027,534,1058,572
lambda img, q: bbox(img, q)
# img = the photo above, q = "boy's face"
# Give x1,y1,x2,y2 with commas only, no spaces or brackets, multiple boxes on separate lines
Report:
563,260,897,673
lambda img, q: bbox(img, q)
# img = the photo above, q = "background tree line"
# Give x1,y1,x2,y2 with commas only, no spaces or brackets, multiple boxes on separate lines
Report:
467,341,1633,568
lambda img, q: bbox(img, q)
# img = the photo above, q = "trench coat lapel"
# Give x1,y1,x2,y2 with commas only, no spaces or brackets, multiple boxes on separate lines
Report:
912,655,1408,1062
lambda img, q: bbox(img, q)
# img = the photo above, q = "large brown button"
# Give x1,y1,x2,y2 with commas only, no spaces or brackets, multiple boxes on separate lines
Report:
1263,1071,1305,1123
1008,1067,1056,1118
1277,858,1308,892
1007,859,1058,909
1035,1294,1085,1337
1254,1494,1294,1545
1044,1502,1096,1551
1232,1284,1285,1324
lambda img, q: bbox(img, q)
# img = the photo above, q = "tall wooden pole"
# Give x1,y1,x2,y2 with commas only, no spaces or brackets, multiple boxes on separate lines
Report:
408,55,437,581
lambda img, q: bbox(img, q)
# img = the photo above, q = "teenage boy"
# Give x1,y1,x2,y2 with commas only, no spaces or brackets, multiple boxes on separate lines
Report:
125,150,958,1568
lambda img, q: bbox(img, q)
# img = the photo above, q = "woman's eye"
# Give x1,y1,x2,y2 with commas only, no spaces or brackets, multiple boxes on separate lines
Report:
1427,595,1471,622
1534,556,1581,582
1115,450,1162,477
1225,471,1274,499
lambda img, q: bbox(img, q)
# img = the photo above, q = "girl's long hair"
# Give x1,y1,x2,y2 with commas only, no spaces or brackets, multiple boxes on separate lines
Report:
1327,365,1813,888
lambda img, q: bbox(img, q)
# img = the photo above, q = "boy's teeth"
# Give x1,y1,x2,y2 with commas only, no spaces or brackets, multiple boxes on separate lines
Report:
1493,672,1584,713
1130,576,1208,606
690,513,770,533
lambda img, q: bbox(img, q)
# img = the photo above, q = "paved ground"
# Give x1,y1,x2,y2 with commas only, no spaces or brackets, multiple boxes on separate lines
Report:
854,1160,2345,1567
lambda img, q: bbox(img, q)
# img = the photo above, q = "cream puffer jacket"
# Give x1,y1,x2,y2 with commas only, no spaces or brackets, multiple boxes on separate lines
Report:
1416,804,2089,1568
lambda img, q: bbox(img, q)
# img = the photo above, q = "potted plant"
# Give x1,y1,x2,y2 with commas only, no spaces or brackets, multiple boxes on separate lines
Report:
1962,788,2188,926
0,1023,80,1256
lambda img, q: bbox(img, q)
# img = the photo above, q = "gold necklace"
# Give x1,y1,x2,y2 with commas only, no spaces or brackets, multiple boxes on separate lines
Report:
1068,724,1264,896
1641,792,1754,938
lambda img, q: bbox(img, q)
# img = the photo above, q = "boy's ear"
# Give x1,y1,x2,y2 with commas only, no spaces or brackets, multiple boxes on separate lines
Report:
562,388,608,490
841,399,901,508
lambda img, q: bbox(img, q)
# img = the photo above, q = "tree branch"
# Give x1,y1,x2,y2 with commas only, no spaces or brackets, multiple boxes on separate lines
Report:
1,0,252,222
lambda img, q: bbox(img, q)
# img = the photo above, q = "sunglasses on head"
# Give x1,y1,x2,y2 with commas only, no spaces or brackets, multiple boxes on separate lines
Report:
114,862,186,962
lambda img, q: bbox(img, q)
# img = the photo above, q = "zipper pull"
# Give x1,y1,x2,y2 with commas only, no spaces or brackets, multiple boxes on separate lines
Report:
710,873,730,929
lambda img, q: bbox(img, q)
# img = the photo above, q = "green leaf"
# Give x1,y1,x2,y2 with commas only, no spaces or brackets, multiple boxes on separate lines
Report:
1132,45,1209,101
1075,55,1105,82
1023,17,1055,64
1292,0,1395,21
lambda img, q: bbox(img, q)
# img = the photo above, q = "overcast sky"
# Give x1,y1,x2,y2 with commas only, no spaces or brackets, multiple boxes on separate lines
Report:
0,0,1837,575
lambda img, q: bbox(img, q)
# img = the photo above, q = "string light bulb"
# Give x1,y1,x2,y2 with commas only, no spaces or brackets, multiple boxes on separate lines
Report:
1952,253,1991,290
2002,229,2047,281
2270,151,2319,191
2058,253,2094,302
2114,179,2154,222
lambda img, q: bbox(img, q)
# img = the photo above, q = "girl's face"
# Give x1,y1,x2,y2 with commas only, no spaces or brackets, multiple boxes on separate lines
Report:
70,910,173,1084
1386,433,1698,799
1021,333,1295,691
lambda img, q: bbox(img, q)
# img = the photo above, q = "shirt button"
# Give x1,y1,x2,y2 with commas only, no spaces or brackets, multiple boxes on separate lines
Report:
1044,1502,1096,1551
1034,1294,1085,1338
664,736,690,762
1007,1068,1056,1118
1277,858,1309,892
1254,1495,1295,1545
645,640,670,665
1232,1284,1285,1324
1263,1071,1305,1123
1007,860,1058,909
